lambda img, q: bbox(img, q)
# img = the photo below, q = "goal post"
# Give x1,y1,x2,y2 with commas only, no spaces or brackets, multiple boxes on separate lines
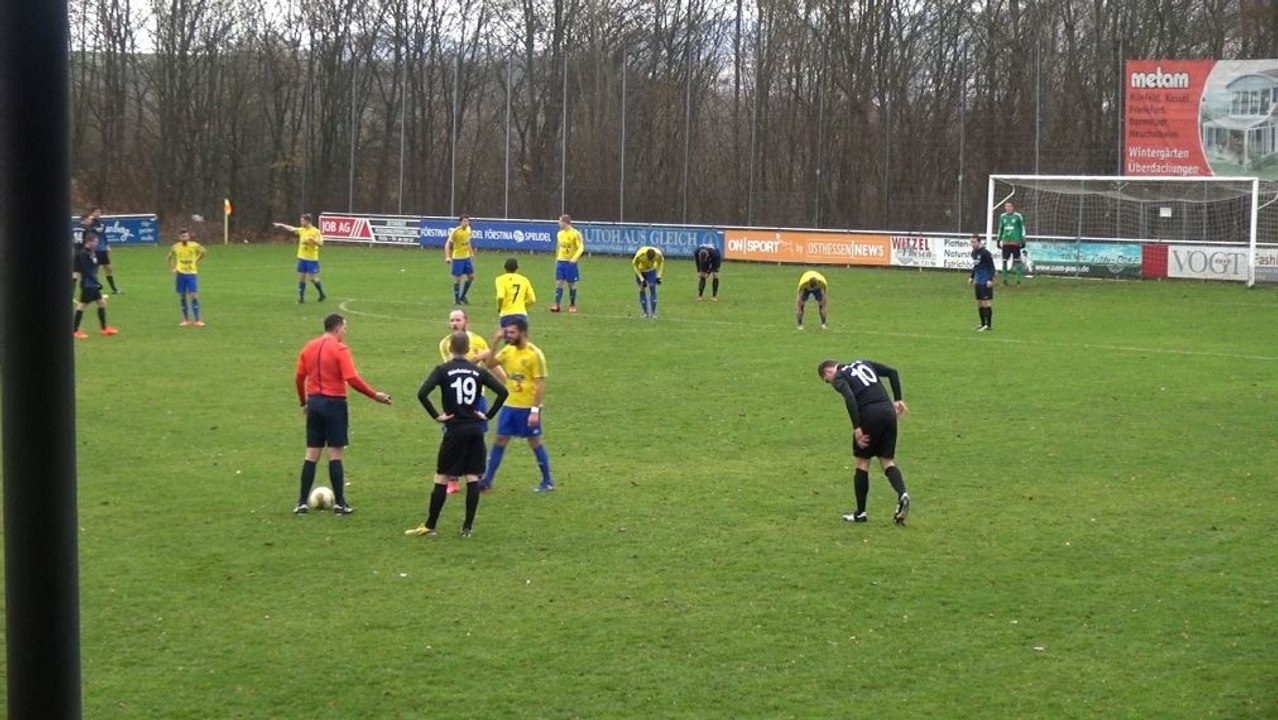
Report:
987,174,1277,286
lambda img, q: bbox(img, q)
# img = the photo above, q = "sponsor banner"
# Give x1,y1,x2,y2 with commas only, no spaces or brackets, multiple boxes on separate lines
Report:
941,237,976,270
1166,244,1249,281
579,223,722,258
321,214,429,245
1125,59,1278,180
889,234,943,268
1028,241,1143,279
723,228,891,266
1254,247,1278,283
71,214,159,246
419,217,557,252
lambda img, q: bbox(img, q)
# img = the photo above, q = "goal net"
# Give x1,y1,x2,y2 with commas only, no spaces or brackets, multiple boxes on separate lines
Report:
987,175,1278,286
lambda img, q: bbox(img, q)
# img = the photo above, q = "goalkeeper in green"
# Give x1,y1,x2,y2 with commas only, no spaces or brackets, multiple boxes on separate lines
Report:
997,201,1027,285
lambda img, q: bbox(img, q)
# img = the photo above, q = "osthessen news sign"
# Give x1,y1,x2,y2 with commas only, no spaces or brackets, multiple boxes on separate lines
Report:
1125,59,1278,179
724,228,891,265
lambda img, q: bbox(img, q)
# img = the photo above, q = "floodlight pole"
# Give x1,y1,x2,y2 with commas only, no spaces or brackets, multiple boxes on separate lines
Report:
1,0,84,716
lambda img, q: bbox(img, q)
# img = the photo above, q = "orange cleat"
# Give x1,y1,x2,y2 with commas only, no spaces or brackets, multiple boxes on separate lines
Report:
446,480,459,495
568,305,578,314
193,320,206,327
73,330,89,339
549,304,561,313
179,320,192,327
101,327,119,336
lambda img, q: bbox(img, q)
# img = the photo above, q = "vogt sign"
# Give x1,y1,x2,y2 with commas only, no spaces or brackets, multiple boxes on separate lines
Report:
1167,245,1249,281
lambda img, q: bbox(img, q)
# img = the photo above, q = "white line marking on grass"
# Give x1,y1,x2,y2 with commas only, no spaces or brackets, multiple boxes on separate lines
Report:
337,299,1278,362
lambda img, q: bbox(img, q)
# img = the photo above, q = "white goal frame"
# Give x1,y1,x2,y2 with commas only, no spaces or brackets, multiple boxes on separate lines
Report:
987,174,1268,286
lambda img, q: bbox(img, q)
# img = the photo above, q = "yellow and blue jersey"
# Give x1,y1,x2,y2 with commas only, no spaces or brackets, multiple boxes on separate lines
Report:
632,246,665,278
439,330,490,363
171,241,205,274
798,271,827,292
297,226,322,260
496,272,536,315
448,225,473,259
494,342,547,408
556,227,584,262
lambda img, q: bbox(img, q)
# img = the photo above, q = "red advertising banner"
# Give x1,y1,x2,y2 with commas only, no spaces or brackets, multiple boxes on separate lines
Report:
723,228,891,265
1125,59,1278,179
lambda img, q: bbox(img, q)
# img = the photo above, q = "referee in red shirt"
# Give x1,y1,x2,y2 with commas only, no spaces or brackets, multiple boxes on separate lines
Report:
293,313,392,514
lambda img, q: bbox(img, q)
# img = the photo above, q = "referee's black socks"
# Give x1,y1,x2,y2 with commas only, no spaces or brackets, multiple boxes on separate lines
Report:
97,307,108,329
712,278,719,296
885,466,907,497
297,460,317,505
698,277,706,296
426,482,448,530
329,460,346,505
853,469,870,514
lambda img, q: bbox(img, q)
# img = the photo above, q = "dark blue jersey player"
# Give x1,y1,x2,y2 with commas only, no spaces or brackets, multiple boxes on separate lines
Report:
969,234,995,331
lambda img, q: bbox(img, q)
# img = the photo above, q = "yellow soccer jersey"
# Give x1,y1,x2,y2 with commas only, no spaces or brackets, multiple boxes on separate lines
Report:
171,241,205,274
438,330,490,363
556,227,584,262
494,342,547,408
496,272,536,315
297,226,323,260
798,271,827,291
632,246,665,277
447,225,473,259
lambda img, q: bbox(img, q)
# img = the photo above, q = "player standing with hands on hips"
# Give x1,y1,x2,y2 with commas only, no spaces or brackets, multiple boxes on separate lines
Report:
444,214,476,305
818,358,911,525
168,228,207,327
274,214,327,303
969,234,995,331
407,331,509,537
293,313,392,515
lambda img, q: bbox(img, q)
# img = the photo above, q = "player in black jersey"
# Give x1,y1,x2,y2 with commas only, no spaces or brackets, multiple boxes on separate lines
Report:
408,331,509,537
818,358,911,524
694,244,721,301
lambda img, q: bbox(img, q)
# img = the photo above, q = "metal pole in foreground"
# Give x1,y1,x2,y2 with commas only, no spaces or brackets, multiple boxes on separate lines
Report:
1,0,83,716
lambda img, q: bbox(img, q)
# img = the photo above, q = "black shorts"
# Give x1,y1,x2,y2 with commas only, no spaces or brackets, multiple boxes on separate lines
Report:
306,395,350,448
95,249,112,266
1000,244,1022,261
853,404,898,460
974,283,993,301
79,287,103,304
696,256,721,273
437,422,487,477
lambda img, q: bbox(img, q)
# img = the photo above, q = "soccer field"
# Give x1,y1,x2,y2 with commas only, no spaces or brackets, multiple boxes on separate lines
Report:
8,243,1278,718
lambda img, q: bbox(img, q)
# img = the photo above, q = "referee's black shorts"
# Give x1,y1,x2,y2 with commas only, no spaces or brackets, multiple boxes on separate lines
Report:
306,395,350,448
437,422,487,477
974,283,994,301
853,403,898,460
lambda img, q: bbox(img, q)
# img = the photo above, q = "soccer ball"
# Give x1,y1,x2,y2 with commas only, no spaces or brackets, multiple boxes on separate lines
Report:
308,486,336,510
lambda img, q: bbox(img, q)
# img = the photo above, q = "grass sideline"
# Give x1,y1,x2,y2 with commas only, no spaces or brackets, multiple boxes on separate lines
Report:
3,243,1277,718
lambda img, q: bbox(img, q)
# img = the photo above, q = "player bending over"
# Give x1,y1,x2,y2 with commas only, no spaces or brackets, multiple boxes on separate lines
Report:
796,270,828,330
632,246,664,318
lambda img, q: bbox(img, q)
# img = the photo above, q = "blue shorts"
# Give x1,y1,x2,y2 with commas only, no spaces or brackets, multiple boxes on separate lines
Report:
555,260,580,283
306,395,349,448
175,273,198,295
451,257,475,277
800,288,824,303
496,407,542,438
499,313,528,328
297,259,321,274
635,270,659,287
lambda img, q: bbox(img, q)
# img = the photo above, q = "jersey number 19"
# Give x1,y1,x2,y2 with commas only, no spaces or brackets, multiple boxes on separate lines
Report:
450,376,478,406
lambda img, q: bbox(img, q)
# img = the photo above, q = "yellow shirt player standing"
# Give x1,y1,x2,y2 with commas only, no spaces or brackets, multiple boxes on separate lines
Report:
273,213,327,303
551,214,584,313
495,257,536,327
444,214,476,305
482,317,554,492
632,246,665,319
796,270,828,330
167,228,207,327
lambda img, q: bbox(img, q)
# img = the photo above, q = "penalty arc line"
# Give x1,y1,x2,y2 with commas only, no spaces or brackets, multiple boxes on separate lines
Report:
336,299,1278,363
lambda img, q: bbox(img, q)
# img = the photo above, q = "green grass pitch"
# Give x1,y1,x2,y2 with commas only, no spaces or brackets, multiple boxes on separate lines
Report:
5,243,1278,718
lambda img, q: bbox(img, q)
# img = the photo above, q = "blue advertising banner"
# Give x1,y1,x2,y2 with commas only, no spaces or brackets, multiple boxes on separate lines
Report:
71,214,159,246
419,217,557,253
578,223,723,258
1029,241,1143,279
